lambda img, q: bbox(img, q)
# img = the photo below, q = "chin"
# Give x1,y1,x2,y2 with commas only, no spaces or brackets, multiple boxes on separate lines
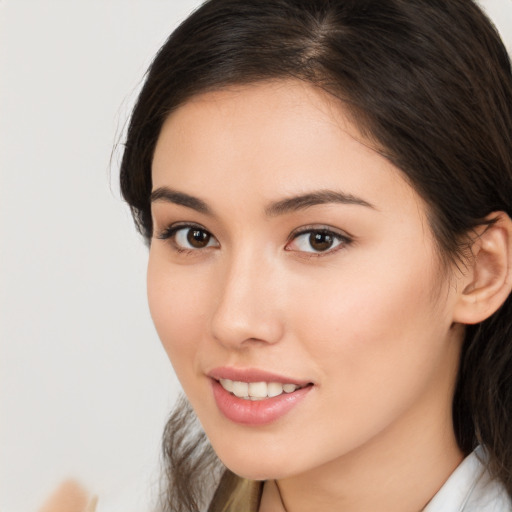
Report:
209,437,302,481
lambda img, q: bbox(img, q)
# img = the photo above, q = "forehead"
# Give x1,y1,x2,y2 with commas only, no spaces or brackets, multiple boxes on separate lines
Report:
151,80,422,217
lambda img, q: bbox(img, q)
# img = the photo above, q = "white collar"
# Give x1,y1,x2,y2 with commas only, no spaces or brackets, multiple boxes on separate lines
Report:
423,446,511,512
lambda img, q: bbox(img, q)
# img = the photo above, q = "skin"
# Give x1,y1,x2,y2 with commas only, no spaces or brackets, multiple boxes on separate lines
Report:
38,480,96,512
148,80,467,511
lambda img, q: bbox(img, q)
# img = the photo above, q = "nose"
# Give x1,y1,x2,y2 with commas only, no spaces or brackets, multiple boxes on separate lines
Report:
209,248,285,349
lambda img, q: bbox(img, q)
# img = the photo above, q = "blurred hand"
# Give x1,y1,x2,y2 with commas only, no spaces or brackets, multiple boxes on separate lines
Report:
38,480,97,512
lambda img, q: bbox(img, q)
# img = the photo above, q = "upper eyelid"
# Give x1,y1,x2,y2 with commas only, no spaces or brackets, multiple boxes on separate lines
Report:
157,223,220,253
155,221,211,239
285,225,354,254
289,224,353,240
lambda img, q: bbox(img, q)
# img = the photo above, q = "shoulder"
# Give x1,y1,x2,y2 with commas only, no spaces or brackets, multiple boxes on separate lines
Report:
424,447,512,512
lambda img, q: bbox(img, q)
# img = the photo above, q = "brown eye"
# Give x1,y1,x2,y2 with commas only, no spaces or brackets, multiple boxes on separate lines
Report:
286,228,350,255
309,231,334,251
187,228,211,248
162,225,219,250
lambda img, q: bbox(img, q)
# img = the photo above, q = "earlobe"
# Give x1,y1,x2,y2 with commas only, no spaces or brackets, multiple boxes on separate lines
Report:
453,212,512,325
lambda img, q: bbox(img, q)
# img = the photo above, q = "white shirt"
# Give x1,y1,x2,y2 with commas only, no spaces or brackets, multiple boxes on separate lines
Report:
424,447,512,512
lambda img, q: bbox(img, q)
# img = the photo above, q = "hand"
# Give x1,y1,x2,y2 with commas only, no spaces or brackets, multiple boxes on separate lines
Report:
38,480,97,512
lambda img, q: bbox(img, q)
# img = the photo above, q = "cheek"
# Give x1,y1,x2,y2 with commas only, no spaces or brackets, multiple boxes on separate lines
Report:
146,253,212,377
287,249,452,402
271,265,455,468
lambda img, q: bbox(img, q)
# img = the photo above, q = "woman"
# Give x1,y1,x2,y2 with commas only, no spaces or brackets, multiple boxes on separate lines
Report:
120,0,512,510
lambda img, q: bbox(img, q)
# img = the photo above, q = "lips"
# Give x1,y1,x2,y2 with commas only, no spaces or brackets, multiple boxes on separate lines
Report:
208,367,313,425
208,367,311,386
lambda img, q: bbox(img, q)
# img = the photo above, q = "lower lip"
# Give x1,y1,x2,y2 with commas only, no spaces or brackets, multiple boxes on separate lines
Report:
211,380,312,426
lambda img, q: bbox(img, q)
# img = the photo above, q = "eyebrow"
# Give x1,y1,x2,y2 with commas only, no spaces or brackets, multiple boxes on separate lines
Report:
150,186,375,216
265,190,375,216
150,187,212,215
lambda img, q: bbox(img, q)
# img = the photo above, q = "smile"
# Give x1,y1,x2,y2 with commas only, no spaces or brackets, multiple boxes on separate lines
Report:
219,379,304,400
208,368,313,425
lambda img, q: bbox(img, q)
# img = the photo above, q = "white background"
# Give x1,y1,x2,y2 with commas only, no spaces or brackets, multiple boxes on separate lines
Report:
1,1,511,511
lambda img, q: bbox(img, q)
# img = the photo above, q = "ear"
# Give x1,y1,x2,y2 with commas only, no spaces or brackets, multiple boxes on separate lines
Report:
453,212,512,325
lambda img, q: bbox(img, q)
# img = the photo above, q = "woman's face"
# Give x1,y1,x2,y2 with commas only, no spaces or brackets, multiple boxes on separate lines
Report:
148,81,464,480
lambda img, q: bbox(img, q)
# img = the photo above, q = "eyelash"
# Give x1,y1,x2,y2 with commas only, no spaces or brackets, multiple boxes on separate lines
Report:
156,223,352,256
285,226,352,257
156,223,218,254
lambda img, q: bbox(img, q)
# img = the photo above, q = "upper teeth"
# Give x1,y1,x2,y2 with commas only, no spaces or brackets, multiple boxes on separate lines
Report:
219,379,302,400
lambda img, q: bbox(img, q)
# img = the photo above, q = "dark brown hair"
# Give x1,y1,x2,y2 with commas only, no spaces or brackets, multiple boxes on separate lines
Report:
120,1,512,510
